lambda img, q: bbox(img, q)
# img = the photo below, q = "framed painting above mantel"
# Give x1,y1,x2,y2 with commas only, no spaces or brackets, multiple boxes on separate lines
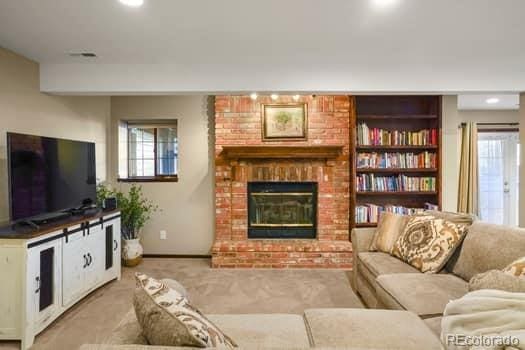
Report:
262,103,308,141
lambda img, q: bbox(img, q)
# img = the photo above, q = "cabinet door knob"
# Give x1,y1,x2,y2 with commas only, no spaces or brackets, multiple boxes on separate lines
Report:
83,254,88,268
87,253,92,266
113,239,118,252
35,276,40,294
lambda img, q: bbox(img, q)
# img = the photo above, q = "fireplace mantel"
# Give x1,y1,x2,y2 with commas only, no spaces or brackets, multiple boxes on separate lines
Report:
220,145,344,160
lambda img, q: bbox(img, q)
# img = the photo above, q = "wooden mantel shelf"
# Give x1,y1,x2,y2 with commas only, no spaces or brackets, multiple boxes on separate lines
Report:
220,145,345,160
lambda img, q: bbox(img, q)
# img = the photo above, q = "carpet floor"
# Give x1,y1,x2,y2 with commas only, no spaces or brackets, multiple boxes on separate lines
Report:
0,258,362,350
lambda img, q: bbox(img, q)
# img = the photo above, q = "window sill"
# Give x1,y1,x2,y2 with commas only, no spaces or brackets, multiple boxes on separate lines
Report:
117,176,179,183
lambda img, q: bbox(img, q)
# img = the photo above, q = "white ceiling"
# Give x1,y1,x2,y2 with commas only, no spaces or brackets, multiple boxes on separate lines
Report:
458,94,520,110
1,0,525,94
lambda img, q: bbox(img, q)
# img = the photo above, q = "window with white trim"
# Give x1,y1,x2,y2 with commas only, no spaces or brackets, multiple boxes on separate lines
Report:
118,120,178,182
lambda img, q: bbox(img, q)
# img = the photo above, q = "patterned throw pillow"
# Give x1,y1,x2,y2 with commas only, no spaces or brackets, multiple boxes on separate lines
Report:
369,212,410,253
503,256,525,278
392,216,468,273
134,273,237,349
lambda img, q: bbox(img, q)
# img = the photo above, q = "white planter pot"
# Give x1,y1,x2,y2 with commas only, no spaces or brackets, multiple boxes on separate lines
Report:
122,238,143,267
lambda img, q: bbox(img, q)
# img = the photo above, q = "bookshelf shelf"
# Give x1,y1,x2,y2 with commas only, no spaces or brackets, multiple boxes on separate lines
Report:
356,145,438,151
355,223,378,228
358,114,438,120
350,96,442,229
356,191,438,196
356,168,438,174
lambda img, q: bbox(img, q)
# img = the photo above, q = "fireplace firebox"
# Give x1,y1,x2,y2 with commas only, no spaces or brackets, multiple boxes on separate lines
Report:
248,182,317,239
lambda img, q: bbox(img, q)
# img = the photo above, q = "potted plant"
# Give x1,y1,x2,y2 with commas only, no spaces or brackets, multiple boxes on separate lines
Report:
97,183,158,267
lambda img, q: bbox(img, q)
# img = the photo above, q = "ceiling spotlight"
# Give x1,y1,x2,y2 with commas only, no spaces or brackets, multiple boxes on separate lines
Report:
119,0,144,7
292,95,300,101
250,93,258,100
271,94,279,101
486,97,500,104
371,0,399,8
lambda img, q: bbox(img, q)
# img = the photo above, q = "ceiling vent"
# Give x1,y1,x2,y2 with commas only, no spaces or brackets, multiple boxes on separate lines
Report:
69,52,97,58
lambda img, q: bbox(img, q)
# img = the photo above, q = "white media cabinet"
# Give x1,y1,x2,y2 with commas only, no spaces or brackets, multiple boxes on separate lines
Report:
0,211,121,349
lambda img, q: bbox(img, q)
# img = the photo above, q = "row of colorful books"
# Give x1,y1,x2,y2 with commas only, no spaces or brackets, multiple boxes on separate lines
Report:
357,123,438,146
355,203,439,224
356,174,437,192
357,151,437,169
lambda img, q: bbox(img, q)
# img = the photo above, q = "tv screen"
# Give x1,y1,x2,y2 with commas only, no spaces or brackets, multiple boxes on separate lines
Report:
8,133,96,222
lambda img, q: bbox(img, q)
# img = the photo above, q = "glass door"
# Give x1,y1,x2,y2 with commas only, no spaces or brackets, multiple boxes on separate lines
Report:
478,131,519,226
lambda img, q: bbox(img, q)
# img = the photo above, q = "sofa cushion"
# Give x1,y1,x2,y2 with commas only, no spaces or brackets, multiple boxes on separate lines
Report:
358,252,420,279
392,216,468,273
357,252,420,303
133,273,236,348
207,314,310,348
106,310,310,348
424,317,442,337
369,212,409,253
376,273,468,318
469,270,525,293
357,252,420,300
452,222,525,281
303,308,443,350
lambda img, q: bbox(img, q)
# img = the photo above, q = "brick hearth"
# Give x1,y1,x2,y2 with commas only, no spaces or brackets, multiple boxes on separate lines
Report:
212,95,353,268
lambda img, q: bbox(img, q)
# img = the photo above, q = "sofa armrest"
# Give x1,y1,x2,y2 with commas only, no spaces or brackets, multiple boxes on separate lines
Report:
351,228,376,254
350,228,376,290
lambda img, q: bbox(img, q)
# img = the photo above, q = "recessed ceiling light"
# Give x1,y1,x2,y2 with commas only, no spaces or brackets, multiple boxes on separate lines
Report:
271,94,279,101
250,93,258,100
371,0,399,8
119,0,144,7
292,95,300,101
486,97,500,104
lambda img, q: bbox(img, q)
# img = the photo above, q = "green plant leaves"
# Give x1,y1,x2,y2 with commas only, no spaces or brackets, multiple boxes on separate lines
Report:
96,183,158,240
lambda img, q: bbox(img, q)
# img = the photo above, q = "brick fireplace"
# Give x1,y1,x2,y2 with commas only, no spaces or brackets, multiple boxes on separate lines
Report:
212,95,353,268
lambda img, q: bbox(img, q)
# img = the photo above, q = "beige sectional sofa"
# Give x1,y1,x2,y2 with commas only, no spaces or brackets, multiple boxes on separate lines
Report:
351,213,525,334
80,212,525,350
80,307,444,350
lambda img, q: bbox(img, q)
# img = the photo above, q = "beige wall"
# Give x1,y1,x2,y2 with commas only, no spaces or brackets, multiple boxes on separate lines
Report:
0,47,110,224
441,95,520,213
110,96,214,255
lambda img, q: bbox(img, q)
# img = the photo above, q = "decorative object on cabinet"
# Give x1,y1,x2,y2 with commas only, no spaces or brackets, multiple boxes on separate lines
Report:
122,238,144,267
97,183,158,266
262,103,308,141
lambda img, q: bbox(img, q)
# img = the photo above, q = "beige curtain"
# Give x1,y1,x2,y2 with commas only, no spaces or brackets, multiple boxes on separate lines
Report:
457,122,479,215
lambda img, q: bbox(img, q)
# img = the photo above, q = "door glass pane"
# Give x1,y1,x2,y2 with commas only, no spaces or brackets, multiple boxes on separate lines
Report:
478,132,519,225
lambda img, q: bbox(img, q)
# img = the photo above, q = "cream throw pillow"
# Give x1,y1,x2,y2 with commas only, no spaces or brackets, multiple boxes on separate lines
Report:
392,216,468,273
503,256,525,278
134,273,237,349
469,270,525,293
369,212,410,253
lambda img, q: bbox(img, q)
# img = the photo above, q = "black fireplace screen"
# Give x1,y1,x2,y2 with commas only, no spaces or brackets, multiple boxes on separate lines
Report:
248,182,317,239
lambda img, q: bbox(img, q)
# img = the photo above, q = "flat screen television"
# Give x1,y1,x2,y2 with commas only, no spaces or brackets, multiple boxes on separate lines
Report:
7,132,96,222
